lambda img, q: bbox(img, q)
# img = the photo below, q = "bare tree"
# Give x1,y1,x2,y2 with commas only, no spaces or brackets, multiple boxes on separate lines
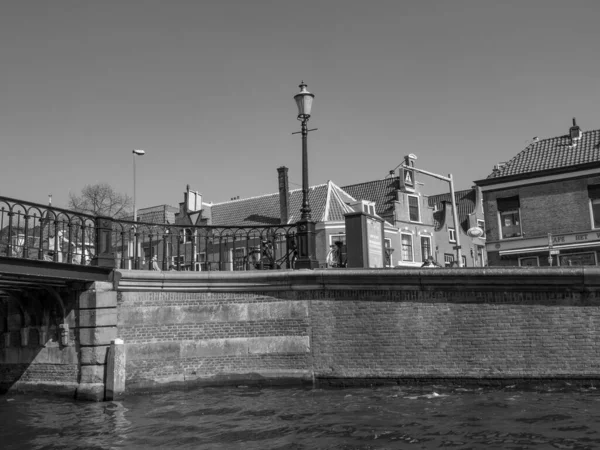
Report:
68,183,132,218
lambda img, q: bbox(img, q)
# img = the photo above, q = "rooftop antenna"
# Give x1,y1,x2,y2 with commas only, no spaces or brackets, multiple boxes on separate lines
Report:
48,193,52,206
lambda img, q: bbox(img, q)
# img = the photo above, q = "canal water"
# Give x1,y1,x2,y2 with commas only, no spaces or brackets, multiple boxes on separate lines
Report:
2,384,600,449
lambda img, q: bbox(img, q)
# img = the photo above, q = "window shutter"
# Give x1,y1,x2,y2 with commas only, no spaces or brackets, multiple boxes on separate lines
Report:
588,185,600,200
496,196,520,211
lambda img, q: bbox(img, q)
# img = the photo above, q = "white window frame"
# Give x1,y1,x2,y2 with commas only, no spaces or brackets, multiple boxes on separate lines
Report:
401,233,414,262
518,256,539,267
498,209,522,239
384,237,393,267
408,194,420,222
329,233,346,245
448,228,456,243
461,255,467,267
477,219,486,238
444,253,454,267
420,235,432,262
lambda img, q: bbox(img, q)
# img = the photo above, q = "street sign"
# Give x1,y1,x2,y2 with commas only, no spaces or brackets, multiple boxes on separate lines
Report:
550,249,560,255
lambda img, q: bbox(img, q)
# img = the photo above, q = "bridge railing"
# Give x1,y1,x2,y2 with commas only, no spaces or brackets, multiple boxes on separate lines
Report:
0,196,96,265
0,196,298,271
108,218,298,271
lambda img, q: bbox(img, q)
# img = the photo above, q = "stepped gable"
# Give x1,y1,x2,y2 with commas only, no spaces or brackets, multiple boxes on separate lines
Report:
487,129,600,179
428,189,476,232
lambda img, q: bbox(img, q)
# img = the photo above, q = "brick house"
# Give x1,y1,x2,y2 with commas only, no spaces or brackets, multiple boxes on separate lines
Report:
474,119,600,267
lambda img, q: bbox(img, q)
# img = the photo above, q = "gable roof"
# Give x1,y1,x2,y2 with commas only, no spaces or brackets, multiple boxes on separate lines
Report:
342,177,399,218
428,189,476,232
209,181,357,226
485,128,600,180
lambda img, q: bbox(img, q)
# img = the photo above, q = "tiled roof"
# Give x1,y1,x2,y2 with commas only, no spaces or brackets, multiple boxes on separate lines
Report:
428,189,476,232
342,177,398,218
486,128,600,179
127,205,179,224
209,181,356,226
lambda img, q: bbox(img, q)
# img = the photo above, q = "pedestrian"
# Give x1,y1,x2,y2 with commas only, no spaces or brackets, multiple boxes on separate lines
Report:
151,255,161,271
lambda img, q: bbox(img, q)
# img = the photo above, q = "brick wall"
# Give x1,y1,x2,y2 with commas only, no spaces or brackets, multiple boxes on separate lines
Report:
115,269,600,391
484,176,600,242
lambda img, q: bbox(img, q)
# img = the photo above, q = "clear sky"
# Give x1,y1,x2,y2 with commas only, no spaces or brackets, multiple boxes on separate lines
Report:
2,0,600,209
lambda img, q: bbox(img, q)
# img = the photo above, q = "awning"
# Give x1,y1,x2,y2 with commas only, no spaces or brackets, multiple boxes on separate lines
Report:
499,241,600,256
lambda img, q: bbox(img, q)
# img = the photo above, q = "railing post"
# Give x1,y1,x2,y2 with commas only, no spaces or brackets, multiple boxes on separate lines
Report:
91,216,115,268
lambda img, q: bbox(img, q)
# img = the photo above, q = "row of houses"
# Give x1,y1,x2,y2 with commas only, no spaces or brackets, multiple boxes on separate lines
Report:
133,163,486,269
116,118,600,270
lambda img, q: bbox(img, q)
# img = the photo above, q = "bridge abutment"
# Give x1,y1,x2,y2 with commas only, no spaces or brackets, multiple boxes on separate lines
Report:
76,281,118,401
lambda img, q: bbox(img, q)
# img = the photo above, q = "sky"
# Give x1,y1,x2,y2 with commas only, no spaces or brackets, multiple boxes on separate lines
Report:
2,0,600,210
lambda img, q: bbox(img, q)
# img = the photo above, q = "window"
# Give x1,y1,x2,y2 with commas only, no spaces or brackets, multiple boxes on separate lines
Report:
181,228,193,243
195,252,206,271
559,252,596,266
476,245,485,267
420,236,432,262
384,238,393,267
519,256,539,267
408,195,420,222
329,234,347,267
401,233,413,261
462,256,467,267
497,196,521,239
477,219,486,238
444,253,454,267
588,185,600,228
448,228,456,243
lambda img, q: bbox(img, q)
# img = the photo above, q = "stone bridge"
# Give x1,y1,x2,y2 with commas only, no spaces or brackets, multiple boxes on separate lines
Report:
3,256,600,401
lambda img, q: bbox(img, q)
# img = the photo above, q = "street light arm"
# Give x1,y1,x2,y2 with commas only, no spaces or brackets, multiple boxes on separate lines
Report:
401,163,451,183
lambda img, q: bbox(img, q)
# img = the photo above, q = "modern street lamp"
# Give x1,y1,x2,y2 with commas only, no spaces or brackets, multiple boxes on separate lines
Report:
293,82,319,269
132,149,145,269
402,155,464,267
132,149,146,223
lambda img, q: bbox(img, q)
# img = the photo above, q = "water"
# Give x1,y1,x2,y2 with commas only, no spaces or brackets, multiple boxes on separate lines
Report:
2,384,600,449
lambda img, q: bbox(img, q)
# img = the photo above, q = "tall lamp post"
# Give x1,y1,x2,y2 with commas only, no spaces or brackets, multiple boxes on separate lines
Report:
293,82,319,269
402,155,464,267
132,149,145,269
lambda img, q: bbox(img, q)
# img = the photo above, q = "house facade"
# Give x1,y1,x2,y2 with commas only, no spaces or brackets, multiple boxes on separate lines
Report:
475,119,600,267
428,189,486,267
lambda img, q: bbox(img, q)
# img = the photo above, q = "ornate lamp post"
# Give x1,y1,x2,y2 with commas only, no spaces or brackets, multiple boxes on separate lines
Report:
293,82,319,269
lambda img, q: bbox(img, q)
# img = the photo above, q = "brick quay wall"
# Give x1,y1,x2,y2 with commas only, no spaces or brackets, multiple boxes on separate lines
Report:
114,268,600,392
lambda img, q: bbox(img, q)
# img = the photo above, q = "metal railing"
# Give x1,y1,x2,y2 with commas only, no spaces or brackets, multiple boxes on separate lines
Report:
0,196,96,265
0,196,298,271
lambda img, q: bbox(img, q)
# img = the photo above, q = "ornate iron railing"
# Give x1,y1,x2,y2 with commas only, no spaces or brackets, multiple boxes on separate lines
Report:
108,218,298,271
0,196,96,265
0,196,298,271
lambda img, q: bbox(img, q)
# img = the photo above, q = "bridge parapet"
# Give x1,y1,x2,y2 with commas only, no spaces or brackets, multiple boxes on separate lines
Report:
0,195,299,273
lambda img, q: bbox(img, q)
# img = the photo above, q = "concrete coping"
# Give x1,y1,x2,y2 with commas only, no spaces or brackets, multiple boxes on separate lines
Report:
112,266,600,292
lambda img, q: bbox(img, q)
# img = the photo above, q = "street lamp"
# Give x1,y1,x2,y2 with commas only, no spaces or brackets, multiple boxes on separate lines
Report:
132,149,145,269
132,149,145,223
402,155,464,267
293,82,319,269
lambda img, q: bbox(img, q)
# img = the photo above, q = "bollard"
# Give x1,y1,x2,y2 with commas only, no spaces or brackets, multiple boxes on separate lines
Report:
105,338,126,400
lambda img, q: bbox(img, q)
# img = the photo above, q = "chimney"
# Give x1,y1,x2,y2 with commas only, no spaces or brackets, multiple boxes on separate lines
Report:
570,117,582,143
277,166,290,224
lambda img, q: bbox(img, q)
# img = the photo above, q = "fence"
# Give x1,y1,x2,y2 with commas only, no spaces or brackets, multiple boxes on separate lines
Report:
0,196,298,271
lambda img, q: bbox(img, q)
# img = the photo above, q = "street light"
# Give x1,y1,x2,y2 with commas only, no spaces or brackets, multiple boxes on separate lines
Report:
132,149,145,223
132,149,145,269
293,82,319,269
401,155,464,267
